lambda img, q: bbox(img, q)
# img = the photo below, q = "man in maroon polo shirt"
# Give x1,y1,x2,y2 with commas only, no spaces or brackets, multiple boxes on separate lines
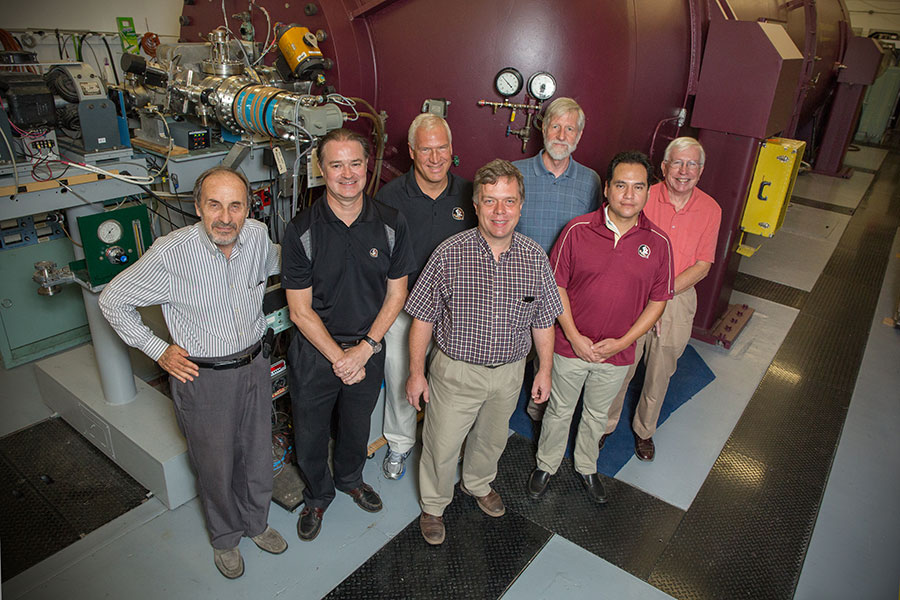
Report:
602,137,721,462
527,151,674,504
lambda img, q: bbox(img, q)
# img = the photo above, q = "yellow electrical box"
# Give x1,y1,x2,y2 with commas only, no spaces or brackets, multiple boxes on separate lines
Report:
740,137,806,239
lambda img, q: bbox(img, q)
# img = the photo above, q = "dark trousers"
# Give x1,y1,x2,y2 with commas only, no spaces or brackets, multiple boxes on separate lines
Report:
170,348,272,550
289,335,384,510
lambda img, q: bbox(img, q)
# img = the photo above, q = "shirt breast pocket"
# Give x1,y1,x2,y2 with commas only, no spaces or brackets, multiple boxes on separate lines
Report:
510,296,537,330
248,276,266,308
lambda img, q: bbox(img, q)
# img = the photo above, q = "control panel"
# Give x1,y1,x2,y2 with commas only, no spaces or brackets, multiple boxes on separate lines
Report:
75,204,153,286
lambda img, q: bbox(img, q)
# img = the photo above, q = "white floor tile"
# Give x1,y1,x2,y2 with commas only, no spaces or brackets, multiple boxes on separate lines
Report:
509,535,675,600
842,145,888,171
738,203,850,291
791,170,874,209
0,363,54,438
614,292,800,510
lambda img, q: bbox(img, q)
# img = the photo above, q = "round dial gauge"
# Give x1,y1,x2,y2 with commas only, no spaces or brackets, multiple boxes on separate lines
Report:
527,71,557,100
97,219,123,244
494,67,524,97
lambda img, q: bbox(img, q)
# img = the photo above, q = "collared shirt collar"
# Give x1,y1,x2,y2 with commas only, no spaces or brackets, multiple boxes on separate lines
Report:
402,168,458,201
196,221,246,259
475,228,521,260
657,183,700,213
603,205,622,240
592,204,655,239
530,150,575,179
318,193,375,225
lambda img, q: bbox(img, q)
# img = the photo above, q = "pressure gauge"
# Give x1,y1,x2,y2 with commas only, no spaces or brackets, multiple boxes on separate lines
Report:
527,71,557,101
494,67,524,97
97,219,123,244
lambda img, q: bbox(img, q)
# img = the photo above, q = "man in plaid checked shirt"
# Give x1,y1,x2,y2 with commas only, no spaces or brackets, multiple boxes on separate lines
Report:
404,159,563,546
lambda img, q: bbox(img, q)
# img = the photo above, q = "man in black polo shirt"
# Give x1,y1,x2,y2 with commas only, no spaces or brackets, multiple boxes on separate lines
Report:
282,128,415,541
375,113,475,481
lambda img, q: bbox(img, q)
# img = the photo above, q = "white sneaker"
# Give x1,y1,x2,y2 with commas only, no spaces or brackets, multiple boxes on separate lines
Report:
382,448,411,480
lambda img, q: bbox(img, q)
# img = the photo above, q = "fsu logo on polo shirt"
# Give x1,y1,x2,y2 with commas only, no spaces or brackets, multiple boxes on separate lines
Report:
451,207,465,221
369,248,379,258
637,244,651,259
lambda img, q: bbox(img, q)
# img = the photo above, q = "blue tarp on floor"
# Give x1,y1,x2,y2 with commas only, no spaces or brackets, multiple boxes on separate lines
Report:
509,344,715,477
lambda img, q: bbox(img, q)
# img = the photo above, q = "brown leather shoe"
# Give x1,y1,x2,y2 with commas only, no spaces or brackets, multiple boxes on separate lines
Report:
635,436,655,461
598,433,609,451
459,481,506,517
419,512,445,545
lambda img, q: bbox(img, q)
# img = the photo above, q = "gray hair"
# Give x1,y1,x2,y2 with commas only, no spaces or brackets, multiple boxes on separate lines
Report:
542,97,585,134
407,113,452,149
663,136,706,166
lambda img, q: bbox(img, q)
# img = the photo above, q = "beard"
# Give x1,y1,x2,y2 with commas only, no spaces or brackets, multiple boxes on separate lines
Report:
545,139,577,161
208,221,239,247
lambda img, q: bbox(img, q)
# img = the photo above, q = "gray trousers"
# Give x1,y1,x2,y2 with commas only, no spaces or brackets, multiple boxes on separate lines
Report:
171,347,272,550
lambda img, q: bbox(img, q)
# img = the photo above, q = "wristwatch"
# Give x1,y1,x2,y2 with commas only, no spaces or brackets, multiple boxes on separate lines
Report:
362,335,383,354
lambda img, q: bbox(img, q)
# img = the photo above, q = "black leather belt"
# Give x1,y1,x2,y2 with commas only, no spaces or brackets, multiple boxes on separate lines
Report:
191,342,262,370
338,340,361,350
484,363,507,369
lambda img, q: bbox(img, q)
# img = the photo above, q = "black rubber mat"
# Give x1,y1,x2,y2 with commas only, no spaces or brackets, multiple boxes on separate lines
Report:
494,433,685,580
324,480,552,599
0,418,149,581
647,151,900,599
789,195,856,215
733,272,809,309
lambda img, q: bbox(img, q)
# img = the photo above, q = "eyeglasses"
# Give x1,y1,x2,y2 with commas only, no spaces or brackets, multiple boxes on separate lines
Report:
666,159,703,171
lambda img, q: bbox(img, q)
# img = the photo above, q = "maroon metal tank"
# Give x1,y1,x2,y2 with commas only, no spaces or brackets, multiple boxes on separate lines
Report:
179,0,854,338
179,0,849,178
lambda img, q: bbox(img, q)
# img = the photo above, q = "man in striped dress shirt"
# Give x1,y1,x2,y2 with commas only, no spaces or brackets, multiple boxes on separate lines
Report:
99,166,285,579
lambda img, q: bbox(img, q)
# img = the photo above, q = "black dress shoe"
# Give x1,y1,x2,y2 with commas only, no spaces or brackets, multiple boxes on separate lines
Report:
579,472,608,504
527,468,551,500
297,506,324,541
347,482,383,513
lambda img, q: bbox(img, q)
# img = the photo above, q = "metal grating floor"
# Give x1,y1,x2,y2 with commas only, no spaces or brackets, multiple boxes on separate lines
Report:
733,272,809,309
324,480,552,599
0,417,149,581
647,153,900,599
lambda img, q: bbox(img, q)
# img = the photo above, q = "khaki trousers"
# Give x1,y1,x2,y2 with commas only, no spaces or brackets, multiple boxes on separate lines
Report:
419,349,525,516
536,353,628,475
606,287,697,439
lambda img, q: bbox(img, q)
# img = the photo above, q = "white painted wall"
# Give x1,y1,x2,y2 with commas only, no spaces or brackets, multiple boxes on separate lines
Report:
846,0,900,35
5,0,183,38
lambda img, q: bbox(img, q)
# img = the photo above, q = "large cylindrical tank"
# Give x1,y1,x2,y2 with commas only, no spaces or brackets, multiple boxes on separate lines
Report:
179,0,850,179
